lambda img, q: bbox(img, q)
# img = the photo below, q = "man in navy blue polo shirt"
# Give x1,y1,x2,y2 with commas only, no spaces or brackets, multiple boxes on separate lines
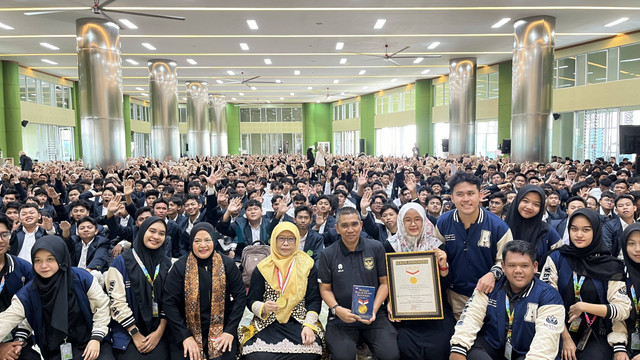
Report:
318,207,399,360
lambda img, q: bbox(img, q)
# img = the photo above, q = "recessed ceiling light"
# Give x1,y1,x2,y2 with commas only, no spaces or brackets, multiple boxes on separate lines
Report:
308,86,313,90
246,20,259,30
41,59,57,65
231,97,237,100
316,100,321,103
491,18,511,29
340,58,347,64
266,100,271,103
290,93,295,96
126,59,139,65
333,79,339,84
373,19,386,29
340,92,345,95
605,17,629,27
363,86,368,89
141,42,156,50
336,42,344,50
119,19,138,29
216,80,224,84
294,70,300,75
186,58,197,65
275,79,282,83
40,42,59,50
135,87,144,91
227,70,235,75
421,69,431,74
140,93,148,96
239,43,249,50
251,86,257,90
280,97,284,100
359,70,366,75
413,57,424,64
264,58,272,65
239,92,244,96
0,22,14,30
390,78,397,82
182,97,187,101
427,42,440,50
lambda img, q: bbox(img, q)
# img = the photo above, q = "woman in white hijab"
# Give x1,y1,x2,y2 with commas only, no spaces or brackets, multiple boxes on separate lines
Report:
386,203,456,360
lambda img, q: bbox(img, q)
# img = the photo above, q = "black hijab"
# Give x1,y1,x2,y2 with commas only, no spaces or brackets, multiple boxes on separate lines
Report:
122,216,171,333
190,222,217,267
558,208,624,281
504,185,549,248
621,223,640,292
31,236,86,351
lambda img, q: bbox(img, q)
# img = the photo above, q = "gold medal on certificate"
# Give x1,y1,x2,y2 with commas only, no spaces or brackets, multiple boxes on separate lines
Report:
276,297,287,308
406,269,419,284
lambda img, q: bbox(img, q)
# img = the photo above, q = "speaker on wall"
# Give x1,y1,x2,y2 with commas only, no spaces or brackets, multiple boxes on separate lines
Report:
21,120,28,127
553,113,561,121
502,139,511,154
442,139,449,152
359,139,365,153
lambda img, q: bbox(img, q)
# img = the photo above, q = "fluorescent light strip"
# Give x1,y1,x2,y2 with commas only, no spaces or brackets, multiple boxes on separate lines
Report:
428,41,440,49
390,78,397,82
239,92,244,95
13,6,640,11
40,42,59,50
621,57,640,63
294,70,300,75
227,70,235,75
340,58,347,64
186,58,197,65
135,87,144,91
264,58,272,64
604,17,629,27
216,80,224,84
119,19,138,29
251,86,257,90
140,93,148,96
239,43,249,50
336,42,344,50
231,97,237,100
0,22,14,30
246,20,259,30
421,69,431,74
491,18,511,29
373,19,386,29
141,42,156,50
126,59,139,65
413,57,424,64
359,70,366,75
290,92,295,96
41,59,57,64
275,79,282,83
334,80,339,83
308,86,313,90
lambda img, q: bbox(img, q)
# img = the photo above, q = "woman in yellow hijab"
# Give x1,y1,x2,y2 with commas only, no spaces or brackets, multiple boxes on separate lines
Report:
239,222,325,360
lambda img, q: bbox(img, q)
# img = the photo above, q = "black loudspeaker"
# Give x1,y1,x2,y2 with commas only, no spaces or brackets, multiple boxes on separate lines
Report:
553,113,561,121
185,143,189,152
442,139,449,152
21,120,28,127
359,139,365,153
502,139,511,154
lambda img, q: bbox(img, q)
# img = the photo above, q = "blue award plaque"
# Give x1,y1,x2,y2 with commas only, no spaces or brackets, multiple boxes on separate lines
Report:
352,285,376,320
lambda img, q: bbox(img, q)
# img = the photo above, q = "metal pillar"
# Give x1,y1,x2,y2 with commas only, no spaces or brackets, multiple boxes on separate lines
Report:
511,16,555,163
209,95,227,156
186,81,210,157
76,18,125,167
448,57,477,155
148,59,180,161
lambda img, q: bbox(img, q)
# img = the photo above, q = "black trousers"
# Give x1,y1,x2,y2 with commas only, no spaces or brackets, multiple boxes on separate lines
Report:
325,317,399,360
43,341,115,360
467,336,526,360
575,332,612,360
114,338,169,360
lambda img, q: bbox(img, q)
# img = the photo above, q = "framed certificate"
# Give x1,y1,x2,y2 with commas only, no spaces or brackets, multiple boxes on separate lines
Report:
385,251,444,320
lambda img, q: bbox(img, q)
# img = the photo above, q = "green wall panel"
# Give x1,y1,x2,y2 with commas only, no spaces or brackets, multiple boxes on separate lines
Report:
415,79,433,156
2,61,22,160
302,102,332,151
123,95,131,158
498,61,512,145
226,103,240,155
360,94,375,155
72,83,82,159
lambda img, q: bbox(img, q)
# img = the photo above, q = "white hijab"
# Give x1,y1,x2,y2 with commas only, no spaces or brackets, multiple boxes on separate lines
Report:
388,202,442,252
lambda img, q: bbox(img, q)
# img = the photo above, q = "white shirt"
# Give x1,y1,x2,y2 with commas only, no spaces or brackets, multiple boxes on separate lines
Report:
18,227,38,263
78,239,94,269
250,220,262,244
120,215,130,227
186,212,200,235
621,217,633,232
299,231,308,251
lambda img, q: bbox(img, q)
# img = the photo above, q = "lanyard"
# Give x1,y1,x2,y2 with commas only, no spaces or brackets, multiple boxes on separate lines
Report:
632,285,640,331
131,249,160,288
276,259,295,295
505,295,515,340
573,271,596,327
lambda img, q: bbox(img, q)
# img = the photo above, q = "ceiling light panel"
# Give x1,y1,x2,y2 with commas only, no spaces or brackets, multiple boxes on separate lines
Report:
41,59,57,64
126,59,139,65
239,43,249,50
264,58,272,64
491,18,511,29
413,57,424,64
227,70,235,75
604,17,629,27
141,42,156,50
40,42,59,50
0,22,14,30
246,20,259,30
335,42,344,50
340,58,347,64
374,19,386,29
427,41,440,49
119,19,138,29
186,58,197,65
135,87,144,91
359,70,366,75
294,70,300,75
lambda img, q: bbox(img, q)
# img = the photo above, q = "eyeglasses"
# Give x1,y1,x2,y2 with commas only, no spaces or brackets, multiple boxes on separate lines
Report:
0,231,9,240
276,237,296,244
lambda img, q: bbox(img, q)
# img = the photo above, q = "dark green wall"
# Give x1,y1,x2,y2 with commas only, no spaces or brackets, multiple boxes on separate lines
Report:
498,61,512,145
415,79,433,156
302,102,332,151
360,94,375,155
1,61,22,160
226,103,240,155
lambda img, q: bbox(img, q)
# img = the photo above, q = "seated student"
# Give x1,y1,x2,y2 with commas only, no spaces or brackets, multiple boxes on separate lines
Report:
0,214,40,360
549,196,586,243
60,216,111,280
545,190,567,222
620,223,640,359
360,190,398,251
239,222,324,359
164,223,247,360
10,202,57,263
450,240,565,360
603,194,637,258
426,194,443,224
216,198,271,260
0,236,114,360
487,192,507,219
54,199,109,239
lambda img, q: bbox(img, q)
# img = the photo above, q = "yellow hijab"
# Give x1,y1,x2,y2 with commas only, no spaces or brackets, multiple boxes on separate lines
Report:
257,222,314,323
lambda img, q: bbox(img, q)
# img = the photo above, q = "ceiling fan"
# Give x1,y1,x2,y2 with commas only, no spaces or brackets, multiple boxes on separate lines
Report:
222,72,281,88
233,98,272,106
24,0,185,28
360,44,440,65
322,88,352,99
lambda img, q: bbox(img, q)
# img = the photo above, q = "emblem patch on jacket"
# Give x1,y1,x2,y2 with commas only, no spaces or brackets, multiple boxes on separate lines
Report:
477,230,491,248
364,257,374,270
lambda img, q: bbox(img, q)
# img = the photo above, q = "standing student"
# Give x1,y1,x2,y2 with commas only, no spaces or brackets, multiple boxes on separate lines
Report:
620,223,640,360
106,217,172,360
164,223,247,360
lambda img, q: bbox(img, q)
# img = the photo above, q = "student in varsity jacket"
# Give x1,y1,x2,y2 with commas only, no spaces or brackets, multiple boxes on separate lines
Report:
620,223,640,359
0,214,40,360
450,240,565,360
541,209,631,360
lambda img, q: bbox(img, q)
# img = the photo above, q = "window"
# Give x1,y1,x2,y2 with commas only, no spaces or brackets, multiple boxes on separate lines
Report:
619,43,640,80
240,133,303,155
488,72,499,99
375,90,415,115
433,123,450,158
19,74,73,109
239,106,304,122
178,106,187,123
332,101,360,121
333,130,360,155
21,124,75,161
130,103,150,122
476,75,488,100
434,83,445,106
557,57,576,88
375,125,416,156
587,50,608,84
476,120,499,158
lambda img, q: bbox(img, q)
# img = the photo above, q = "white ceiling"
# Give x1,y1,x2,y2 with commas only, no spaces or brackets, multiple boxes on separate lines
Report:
1,0,639,104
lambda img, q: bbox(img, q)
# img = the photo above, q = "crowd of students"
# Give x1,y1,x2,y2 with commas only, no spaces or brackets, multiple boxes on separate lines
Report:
0,152,639,359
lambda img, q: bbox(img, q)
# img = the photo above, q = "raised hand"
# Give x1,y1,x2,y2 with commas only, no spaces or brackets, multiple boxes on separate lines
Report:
107,194,123,214
227,197,243,215
59,221,71,232
217,188,229,206
360,188,372,211
123,180,134,197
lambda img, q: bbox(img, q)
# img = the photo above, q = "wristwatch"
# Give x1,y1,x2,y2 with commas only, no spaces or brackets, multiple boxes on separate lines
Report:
128,327,140,336
331,305,340,316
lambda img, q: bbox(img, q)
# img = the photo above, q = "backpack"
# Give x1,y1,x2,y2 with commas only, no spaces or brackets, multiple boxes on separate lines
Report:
240,241,271,286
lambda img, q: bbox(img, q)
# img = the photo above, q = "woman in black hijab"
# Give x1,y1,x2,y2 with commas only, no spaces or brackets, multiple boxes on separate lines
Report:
540,209,631,360
164,222,247,360
105,216,172,360
504,185,562,269
0,235,114,360
620,223,640,359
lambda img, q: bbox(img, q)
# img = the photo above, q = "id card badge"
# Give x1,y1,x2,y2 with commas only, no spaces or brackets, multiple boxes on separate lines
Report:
576,327,592,351
568,317,582,332
2,333,12,343
60,342,73,360
632,332,640,350
504,340,513,360
152,301,159,317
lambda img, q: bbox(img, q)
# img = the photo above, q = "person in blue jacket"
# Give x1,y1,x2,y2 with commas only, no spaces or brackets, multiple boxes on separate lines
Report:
504,185,563,270
620,223,640,359
0,235,114,360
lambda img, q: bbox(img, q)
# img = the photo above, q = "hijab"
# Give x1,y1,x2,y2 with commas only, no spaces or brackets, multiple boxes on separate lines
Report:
388,203,442,253
31,236,84,351
122,216,171,332
504,185,549,248
257,222,314,323
558,208,624,281
621,223,640,292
